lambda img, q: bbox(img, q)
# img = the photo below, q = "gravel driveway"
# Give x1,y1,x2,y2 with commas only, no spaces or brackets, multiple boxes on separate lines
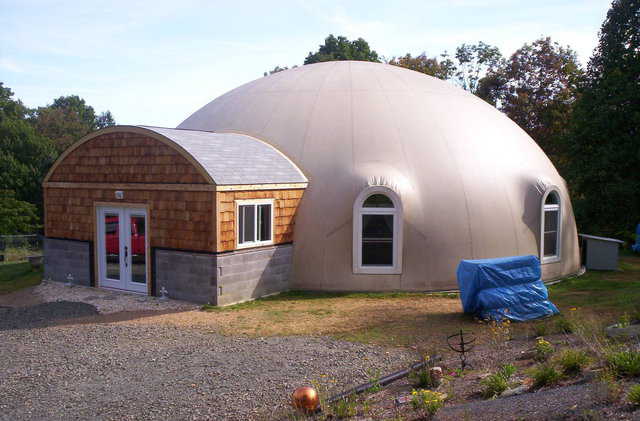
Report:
0,299,414,421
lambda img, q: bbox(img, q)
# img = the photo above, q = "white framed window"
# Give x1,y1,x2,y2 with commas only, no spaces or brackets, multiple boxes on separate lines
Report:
235,199,274,249
540,189,561,263
353,186,403,274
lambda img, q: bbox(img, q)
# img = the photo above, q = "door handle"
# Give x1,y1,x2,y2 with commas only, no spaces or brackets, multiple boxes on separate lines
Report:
124,246,128,267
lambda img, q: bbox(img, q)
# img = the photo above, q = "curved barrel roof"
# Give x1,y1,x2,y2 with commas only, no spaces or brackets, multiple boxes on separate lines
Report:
139,126,307,185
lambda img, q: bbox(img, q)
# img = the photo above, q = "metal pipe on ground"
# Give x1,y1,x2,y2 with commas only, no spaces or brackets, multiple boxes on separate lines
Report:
326,355,441,403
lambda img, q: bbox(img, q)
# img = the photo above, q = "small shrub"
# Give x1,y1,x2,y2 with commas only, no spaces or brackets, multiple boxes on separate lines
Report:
534,337,554,362
409,355,439,388
557,349,591,376
480,364,516,398
606,350,640,377
628,384,640,407
555,317,574,334
530,364,560,388
410,389,445,418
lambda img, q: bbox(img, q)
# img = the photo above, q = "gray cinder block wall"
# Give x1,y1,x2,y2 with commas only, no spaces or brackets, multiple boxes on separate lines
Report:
43,238,91,286
153,244,293,306
215,244,293,306
154,249,217,303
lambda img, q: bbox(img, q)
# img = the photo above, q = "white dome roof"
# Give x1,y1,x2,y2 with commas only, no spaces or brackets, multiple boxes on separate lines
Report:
179,60,579,290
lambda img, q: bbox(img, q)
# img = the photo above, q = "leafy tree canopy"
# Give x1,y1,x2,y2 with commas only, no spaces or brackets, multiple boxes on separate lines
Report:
483,37,583,166
0,189,41,235
32,95,116,152
563,0,640,235
304,34,380,64
388,52,455,80
453,42,504,94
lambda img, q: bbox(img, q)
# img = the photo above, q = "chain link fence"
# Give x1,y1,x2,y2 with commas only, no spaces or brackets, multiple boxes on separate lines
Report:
0,234,43,263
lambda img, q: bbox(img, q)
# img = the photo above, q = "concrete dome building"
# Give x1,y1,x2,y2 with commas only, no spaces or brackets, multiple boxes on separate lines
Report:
179,60,580,291
43,60,580,305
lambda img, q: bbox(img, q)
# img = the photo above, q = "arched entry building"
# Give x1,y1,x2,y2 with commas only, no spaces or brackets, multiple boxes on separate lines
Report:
43,61,580,304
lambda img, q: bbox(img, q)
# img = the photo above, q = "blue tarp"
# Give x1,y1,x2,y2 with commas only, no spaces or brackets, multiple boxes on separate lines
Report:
456,255,559,322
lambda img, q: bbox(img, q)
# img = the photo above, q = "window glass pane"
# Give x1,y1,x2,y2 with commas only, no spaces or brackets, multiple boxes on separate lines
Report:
105,213,120,280
545,192,559,205
544,209,558,232
363,194,394,208
362,214,393,266
258,204,271,241
240,205,255,243
544,232,558,257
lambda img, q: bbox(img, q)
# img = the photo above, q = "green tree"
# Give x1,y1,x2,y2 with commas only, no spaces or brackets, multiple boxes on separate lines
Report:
263,65,297,77
388,52,455,80
482,38,583,166
32,95,115,152
563,0,640,235
0,190,40,235
304,34,380,64
0,83,56,217
453,42,504,95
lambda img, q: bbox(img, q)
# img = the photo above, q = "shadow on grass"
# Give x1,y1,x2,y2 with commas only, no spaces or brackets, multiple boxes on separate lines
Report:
0,261,42,294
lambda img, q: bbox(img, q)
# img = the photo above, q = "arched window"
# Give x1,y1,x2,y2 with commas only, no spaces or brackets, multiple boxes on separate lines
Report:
353,186,403,274
541,190,561,263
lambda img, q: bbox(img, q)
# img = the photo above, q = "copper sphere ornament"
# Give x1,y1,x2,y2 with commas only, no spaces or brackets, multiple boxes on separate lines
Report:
291,386,320,413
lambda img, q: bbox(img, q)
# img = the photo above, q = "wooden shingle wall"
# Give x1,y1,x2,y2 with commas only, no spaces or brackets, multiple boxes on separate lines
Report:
216,189,304,252
45,188,215,251
48,133,208,184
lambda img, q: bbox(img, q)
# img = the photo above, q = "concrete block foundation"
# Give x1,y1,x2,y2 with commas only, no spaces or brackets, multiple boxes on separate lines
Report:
43,238,92,286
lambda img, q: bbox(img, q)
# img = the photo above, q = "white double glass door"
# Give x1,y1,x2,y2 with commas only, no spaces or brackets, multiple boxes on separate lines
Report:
97,206,148,294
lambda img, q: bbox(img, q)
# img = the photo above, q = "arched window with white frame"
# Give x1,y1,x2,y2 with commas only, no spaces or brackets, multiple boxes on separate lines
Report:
541,189,562,263
353,186,403,274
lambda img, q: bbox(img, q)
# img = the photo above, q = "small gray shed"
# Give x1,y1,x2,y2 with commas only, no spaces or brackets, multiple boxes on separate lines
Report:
579,234,625,271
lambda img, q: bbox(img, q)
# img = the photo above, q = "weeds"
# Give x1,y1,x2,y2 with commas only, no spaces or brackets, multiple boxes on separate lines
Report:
331,395,358,418
410,389,445,419
529,364,560,388
534,337,554,362
480,364,516,399
605,349,640,377
592,369,623,404
627,384,640,407
555,317,575,334
556,349,591,376
366,368,382,393
534,322,548,337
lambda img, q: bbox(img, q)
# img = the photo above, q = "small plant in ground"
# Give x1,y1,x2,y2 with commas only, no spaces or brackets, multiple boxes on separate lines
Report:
410,389,445,419
366,368,382,393
606,349,640,377
557,349,591,376
480,364,517,398
331,394,357,418
617,312,632,328
533,322,548,337
529,364,560,388
409,354,440,388
593,370,623,404
628,384,640,407
534,337,554,362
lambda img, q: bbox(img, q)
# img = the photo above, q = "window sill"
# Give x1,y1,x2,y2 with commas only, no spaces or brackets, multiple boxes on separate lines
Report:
541,256,561,265
353,266,402,275
236,240,274,250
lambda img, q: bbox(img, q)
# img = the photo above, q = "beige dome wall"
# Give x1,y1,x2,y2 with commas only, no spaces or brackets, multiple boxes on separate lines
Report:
178,61,580,291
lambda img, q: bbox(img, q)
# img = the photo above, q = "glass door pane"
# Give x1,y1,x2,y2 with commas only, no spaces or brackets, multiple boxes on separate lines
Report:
129,214,146,284
104,213,120,280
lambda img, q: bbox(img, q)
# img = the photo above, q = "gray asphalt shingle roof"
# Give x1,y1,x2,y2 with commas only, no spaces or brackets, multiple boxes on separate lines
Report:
139,126,307,185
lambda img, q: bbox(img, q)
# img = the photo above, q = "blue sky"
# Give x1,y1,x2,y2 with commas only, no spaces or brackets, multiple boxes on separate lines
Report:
1,0,611,127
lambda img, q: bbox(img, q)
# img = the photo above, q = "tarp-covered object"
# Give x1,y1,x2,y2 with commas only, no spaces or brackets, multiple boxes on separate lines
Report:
457,255,559,322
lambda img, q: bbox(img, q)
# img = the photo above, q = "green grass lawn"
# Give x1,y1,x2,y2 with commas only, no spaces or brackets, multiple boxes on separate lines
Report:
0,261,42,294
548,254,640,316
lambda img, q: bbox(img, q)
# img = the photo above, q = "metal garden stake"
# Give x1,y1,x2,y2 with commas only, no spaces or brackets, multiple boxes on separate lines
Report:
447,329,476,371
